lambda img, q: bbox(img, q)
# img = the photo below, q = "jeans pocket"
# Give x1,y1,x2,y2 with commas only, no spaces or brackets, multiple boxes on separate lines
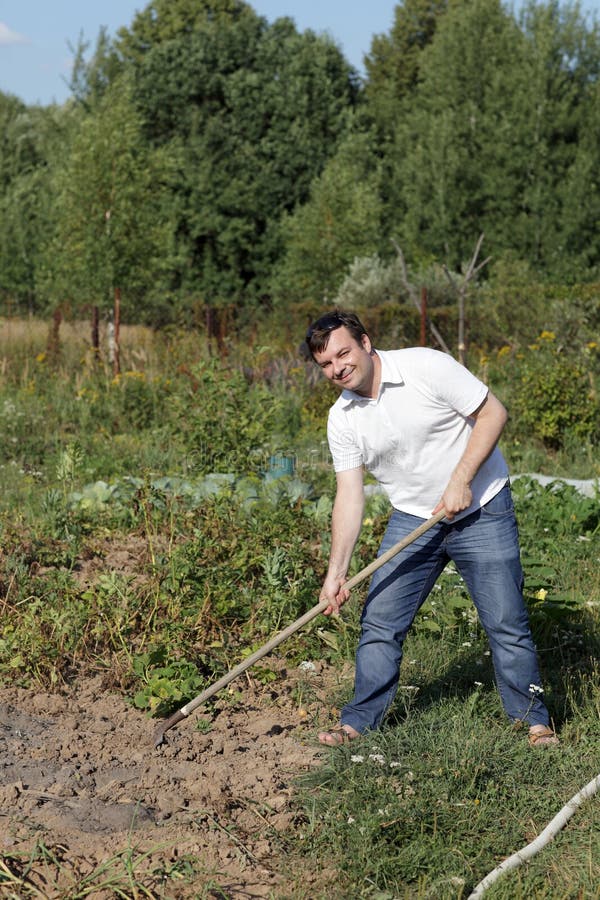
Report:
481,483,514,517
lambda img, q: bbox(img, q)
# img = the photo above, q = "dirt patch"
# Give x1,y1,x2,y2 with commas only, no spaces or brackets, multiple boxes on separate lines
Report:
0,661,351,897
70,532,157,591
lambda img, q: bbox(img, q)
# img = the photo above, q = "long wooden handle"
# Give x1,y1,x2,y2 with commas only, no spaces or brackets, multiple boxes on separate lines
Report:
178,508,446,718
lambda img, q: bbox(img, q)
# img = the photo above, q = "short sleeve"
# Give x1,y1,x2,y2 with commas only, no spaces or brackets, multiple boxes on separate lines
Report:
327,406,363,472
413,350,488,418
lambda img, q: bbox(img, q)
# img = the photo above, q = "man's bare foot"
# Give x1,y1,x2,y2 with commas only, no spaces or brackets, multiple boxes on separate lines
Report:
528,725,559,747
318,724,360,746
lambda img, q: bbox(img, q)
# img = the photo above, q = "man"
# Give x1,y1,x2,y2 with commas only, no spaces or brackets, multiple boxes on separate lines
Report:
306,309,557,748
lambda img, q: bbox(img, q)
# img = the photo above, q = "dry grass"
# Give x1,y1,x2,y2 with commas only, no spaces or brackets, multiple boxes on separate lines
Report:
0,314,156,353
0,315,184,385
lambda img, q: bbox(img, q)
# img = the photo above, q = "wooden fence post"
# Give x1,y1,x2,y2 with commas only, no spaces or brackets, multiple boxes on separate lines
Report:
91,306,100,360
113,288,121,377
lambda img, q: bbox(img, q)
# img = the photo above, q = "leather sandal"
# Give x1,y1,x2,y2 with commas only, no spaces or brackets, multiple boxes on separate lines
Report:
528,726,559,747
318,725,359,746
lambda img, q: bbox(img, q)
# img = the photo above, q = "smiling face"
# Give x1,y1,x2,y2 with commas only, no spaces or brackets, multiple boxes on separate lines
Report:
312,326,380,398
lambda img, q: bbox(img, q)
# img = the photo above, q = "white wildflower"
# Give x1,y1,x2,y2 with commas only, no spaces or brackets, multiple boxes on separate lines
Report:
368,753,386,765
298,661,316,672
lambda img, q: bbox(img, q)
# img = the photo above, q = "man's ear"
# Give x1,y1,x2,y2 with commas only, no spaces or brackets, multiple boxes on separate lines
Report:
360,333,372,353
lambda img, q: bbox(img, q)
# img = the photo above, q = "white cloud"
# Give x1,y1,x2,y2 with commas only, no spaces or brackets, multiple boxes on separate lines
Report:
0,22,28,46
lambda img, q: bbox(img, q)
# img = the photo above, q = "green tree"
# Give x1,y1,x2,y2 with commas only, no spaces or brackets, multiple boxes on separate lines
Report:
38,78,174,321
0,95,61,311
364,0,448,136
388,0,600,274
516,0,600,278
68,27,123,108
555,77,600,279
390,0,524,265
119,5,357,306
115,0,255,64
272,131,383,304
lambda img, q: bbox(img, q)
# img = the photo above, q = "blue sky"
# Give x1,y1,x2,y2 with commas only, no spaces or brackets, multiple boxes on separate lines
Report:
0,1,399,106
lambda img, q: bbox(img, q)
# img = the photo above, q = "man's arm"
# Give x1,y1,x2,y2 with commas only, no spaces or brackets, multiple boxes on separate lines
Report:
320,466,365,615
433,390,508,519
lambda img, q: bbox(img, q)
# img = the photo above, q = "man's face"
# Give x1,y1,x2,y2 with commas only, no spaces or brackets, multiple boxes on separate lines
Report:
312,326,375,396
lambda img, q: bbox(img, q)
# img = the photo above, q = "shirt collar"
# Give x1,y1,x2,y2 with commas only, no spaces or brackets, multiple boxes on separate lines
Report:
338,350,405,408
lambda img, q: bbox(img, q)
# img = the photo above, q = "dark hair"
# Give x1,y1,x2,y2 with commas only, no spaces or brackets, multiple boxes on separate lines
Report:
305,310,368,358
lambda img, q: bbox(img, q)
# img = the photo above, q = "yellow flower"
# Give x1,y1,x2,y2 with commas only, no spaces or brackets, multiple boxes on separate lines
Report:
35,352,46,363
539,330,556,341
363,517,374,527
588,342,598,350
497,345,511,359
528,343,540,351
535,589,548,601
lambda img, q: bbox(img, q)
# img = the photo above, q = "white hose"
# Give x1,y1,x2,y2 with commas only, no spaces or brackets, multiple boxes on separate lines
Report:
468,773,600,899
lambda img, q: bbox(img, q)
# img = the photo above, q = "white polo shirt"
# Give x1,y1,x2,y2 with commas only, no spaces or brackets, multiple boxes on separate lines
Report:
327,347,508,520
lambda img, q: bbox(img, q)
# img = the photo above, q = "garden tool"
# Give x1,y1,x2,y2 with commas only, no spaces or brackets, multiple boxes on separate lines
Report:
153,508,447,747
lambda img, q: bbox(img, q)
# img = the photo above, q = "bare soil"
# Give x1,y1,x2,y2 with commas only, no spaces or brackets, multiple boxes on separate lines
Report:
0,660,349,898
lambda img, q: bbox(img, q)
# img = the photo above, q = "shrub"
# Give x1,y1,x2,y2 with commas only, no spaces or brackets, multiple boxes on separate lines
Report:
171,358,295,475
492,333,599,449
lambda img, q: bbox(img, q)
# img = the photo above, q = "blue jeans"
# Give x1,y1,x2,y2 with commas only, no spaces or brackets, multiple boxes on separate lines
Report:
341,484,550,733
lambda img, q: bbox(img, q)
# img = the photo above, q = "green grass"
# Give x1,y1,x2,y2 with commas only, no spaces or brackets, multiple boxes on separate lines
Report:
292,620,600,898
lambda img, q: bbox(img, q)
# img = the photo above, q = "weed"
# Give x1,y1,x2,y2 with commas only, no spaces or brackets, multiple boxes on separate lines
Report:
131,647,207,716
0,837,205,898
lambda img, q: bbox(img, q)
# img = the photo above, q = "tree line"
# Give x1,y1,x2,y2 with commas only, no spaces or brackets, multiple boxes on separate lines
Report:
1,0,599,326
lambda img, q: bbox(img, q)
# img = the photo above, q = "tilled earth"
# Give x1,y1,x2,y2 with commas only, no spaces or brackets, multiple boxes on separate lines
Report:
0,661,348,898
